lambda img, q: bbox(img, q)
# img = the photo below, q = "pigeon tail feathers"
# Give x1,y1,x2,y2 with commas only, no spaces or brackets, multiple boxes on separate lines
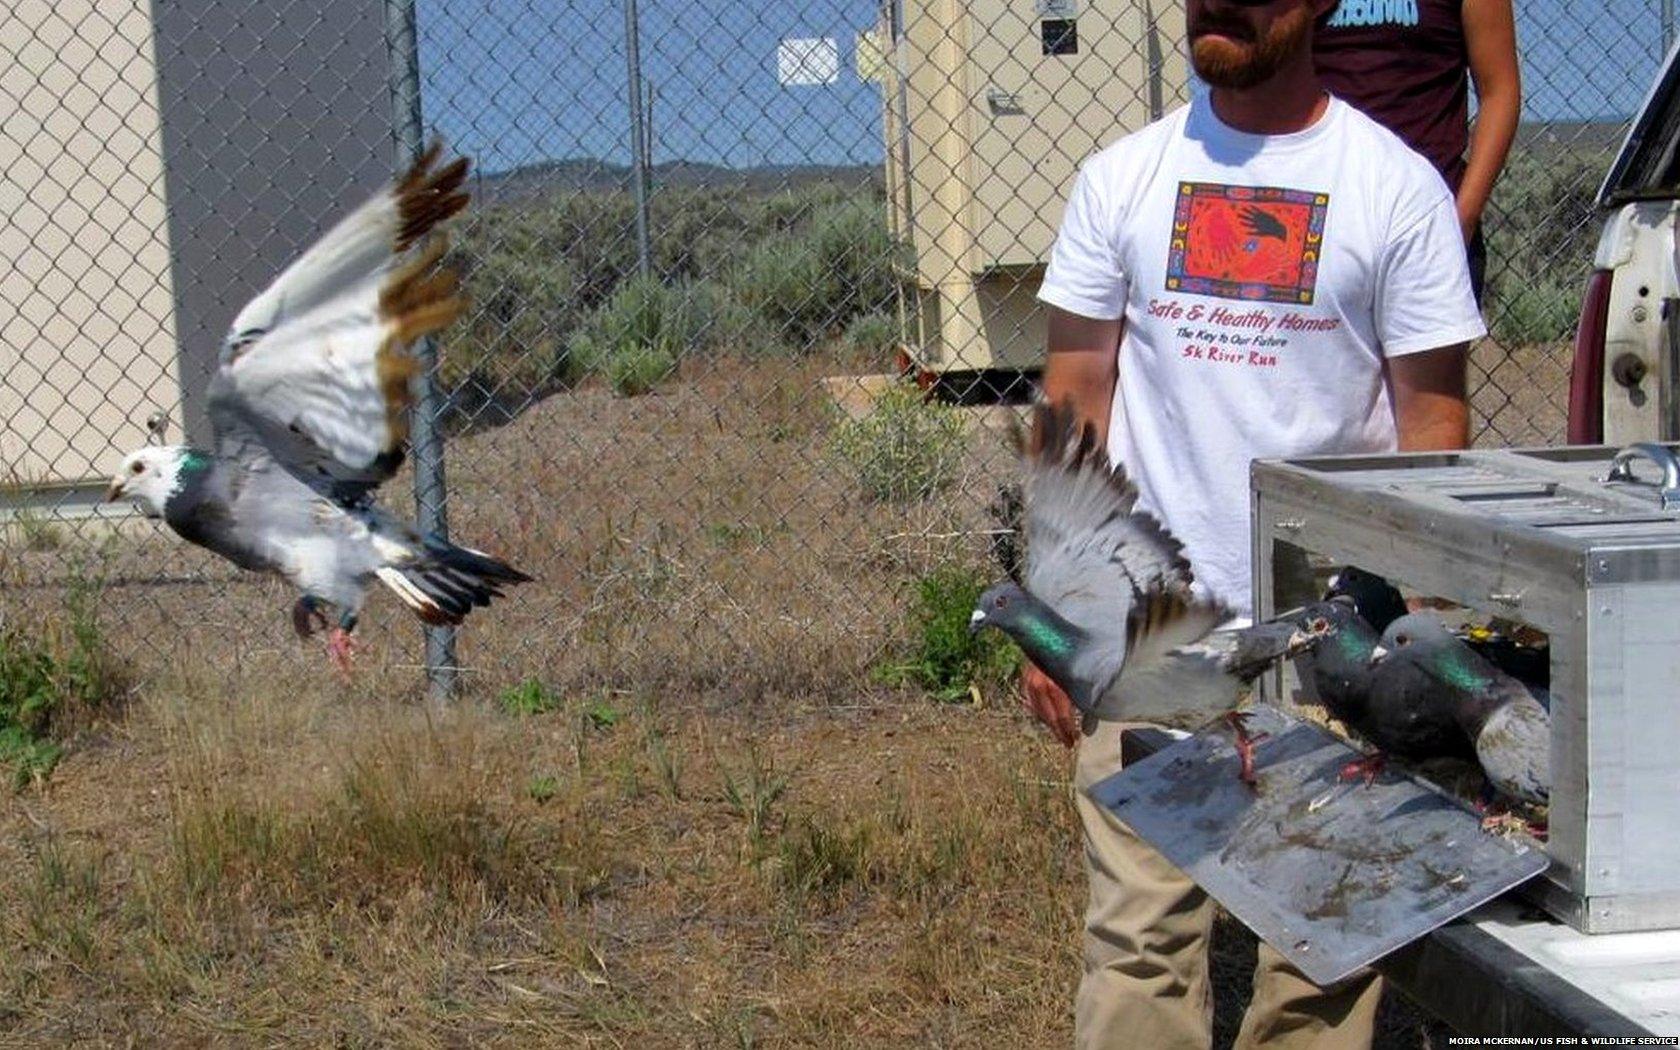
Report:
379,538,533,626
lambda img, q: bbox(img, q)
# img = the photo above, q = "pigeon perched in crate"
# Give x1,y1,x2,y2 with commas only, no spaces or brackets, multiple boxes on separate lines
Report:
1325,564,1408,634
1369,612,1551,820
1328,564,1550,690
968,402,1331,779
1283,597,1473,785
105,144,531,674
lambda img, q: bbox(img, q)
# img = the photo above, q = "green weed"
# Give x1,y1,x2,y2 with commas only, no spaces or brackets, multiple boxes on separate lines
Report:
875,564,1020,701
497,677,563,716
527,774,560,804
719,743,789,854
0,564,120,787
734,196,903,348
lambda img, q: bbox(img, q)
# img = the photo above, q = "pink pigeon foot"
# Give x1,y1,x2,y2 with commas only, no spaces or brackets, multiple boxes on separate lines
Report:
1476,800,1548,841
326,627,358,679
1226,712,1271,788
1338,752,1387,787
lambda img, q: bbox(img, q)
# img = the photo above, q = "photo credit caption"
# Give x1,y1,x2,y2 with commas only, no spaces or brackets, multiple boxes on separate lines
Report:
1443,1038,1679,1046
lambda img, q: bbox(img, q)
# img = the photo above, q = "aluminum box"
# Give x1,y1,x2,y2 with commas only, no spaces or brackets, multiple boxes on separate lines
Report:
1251,442,1680,935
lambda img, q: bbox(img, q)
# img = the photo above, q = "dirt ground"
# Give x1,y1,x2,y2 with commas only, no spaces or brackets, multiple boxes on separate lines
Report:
0,347,1530,1047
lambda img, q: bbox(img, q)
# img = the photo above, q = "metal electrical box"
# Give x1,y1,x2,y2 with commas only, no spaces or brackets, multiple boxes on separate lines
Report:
880,0,1186,377
1251,443,1680,935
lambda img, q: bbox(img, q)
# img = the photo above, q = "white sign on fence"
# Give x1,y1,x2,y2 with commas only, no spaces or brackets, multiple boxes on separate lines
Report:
776,37,839,86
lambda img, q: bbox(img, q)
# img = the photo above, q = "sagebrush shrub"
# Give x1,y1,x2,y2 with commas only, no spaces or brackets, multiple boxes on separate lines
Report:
830,382,968,504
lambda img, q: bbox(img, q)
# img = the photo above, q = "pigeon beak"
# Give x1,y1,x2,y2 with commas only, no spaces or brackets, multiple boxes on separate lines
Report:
1368,644,1389,667
104,478,126,503
968,609,987,636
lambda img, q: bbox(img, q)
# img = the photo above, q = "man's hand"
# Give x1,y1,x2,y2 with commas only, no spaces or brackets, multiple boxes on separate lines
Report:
1022,660,1082,748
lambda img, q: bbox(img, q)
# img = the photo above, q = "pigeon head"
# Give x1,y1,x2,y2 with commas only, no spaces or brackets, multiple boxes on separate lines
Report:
1325,566,1408,634
1368,611,1461,669
970,581,1035,638
970,580,1098,706
106,445,204,519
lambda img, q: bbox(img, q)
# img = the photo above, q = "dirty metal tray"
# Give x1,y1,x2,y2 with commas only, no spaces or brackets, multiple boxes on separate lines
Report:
1088,705,1550,987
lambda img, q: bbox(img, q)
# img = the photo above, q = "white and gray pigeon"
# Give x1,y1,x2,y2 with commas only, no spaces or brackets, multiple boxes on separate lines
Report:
1369,612,1550,811
105,144,531,673
968,401,1330,779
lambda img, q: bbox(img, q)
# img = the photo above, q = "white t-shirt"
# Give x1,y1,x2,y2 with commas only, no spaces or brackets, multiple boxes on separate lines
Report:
1037,93,1486,618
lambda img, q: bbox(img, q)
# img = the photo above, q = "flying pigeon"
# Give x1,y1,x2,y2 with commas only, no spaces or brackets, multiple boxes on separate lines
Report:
105,144,532,674
1369,612,1551,819
968,401,1331,782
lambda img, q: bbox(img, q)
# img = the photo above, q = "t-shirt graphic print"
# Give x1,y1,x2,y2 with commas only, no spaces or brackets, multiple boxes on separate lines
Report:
1166,182,1329,305
1036,96,1487,616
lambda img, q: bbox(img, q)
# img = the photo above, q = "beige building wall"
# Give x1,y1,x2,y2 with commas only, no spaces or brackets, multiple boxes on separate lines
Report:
888,0,1187,372
0,0,180,487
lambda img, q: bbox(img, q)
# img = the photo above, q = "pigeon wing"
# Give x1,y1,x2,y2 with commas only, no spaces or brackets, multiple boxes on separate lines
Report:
1016,401,1194,639
209,146,468,501
1098,590,1244,727
222,143,468,358
1474,682,1550,806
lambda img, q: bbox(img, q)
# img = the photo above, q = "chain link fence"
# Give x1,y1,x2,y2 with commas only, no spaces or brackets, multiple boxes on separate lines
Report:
0,0,1671,698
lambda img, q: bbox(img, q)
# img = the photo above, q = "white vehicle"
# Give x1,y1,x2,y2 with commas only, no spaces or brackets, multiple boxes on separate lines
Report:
1571,43,1680,447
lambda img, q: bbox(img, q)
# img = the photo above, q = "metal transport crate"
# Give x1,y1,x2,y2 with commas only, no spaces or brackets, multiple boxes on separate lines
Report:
1251,441,1680,935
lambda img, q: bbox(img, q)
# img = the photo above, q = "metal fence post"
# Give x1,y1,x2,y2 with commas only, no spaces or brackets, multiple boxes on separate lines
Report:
385,0,457,703
625,0,652,278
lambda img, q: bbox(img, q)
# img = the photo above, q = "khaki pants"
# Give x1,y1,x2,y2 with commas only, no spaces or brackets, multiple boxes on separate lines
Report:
1073,719,1384,1050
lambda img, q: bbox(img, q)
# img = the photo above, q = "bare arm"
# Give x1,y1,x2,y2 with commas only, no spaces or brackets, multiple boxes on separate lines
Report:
1042,306,1123,443
1390,344,1470,451
1458,0,1521,239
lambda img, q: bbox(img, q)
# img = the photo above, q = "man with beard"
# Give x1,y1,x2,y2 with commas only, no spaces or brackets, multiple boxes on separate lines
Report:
1026,1,1485,1047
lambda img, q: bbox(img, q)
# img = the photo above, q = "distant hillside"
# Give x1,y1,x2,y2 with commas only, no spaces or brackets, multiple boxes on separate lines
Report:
473,157,885,205
1515,119,1631,153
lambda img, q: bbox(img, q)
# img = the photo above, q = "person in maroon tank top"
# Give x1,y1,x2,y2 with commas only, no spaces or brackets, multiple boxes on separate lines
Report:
1313,0,1521,303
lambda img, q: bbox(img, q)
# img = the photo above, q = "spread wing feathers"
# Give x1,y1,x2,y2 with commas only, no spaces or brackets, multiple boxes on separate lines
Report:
209,231,465,500
1012,401,1193,635
222,142,469,358
1093,591,1259,729
1118,587,1233,677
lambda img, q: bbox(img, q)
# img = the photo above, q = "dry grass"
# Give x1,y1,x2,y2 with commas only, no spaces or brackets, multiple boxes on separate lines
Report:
0,674,1087,1046
0,352,1465,1046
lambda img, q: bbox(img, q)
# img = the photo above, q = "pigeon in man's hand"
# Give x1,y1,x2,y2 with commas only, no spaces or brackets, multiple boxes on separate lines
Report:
106,144,532,676
968,401,1333,783
1370,612,1550,829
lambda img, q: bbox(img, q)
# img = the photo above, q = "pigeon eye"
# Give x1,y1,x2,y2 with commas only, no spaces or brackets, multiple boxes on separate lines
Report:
130,462,144,474
995,595,1010,609
1309,617,1328,632
1395,634,1411,647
